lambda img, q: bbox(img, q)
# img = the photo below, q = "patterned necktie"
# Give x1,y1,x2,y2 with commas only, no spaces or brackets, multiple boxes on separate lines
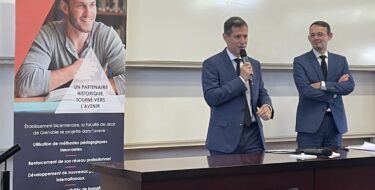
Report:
320,55,327,81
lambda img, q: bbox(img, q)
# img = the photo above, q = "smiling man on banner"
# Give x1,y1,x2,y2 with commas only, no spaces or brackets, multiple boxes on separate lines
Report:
15,0,126,98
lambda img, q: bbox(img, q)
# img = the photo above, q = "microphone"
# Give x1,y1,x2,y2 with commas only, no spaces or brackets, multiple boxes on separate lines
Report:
0,144,21,164
239,49,252,84
296,148,333,156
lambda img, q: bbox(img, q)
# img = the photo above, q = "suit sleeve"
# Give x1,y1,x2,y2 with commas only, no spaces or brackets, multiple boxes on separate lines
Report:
293,57,334,103
250,61,274,118
255,62,272,108
324,57,355,95
202,58,247,107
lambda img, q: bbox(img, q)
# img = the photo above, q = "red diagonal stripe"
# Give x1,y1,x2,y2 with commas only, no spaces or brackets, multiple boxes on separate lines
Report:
15,0,55,72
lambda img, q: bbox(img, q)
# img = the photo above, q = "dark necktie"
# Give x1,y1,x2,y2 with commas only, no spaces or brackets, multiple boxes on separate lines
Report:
234,58,241,76
234,58,252,127
320,55,327,81
320,55,330,111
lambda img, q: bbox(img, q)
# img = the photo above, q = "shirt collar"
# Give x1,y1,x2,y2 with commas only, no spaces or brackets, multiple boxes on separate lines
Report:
226,48,239,61
63,20,93,58
312,49,328,59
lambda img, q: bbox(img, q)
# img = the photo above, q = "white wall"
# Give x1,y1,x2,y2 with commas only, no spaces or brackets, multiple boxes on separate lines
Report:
0,1,15,188
124,67,375,148
127,0,375,65
0,0,15,57
0,62,14,190
124,0,375,148
0,0,14,147
1,0,375,151
0,63,14,148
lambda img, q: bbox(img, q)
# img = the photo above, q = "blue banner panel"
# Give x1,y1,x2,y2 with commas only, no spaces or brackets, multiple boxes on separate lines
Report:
13,113,124,190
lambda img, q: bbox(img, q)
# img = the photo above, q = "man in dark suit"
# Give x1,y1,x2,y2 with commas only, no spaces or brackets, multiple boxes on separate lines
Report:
293,21,355,149
202,17,273,155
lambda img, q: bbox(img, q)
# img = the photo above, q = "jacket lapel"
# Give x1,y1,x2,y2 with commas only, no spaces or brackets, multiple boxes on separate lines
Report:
308,50,325,81
220,49,237,77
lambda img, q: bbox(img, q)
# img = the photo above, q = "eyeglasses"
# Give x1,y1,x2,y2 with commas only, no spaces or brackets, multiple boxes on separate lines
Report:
309,33,327,38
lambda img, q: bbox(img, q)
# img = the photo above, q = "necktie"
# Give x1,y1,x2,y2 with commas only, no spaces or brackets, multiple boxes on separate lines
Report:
320,55,330,111
234,58,252,127
234,58,241,76
320,55,327,81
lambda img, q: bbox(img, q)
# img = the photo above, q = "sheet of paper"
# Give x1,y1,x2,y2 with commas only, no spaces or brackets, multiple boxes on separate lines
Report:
290,153,317,159
347,141,375,151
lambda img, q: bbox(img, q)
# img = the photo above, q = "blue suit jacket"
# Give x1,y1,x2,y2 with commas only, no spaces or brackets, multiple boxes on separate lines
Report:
202,49,273,153
293,50,355,134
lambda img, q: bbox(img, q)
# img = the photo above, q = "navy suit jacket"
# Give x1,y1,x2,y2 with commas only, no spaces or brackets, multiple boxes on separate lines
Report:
293,50,355,134
202,49,273,153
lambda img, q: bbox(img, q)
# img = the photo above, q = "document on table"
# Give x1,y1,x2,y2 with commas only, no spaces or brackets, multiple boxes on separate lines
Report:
347,141,375,152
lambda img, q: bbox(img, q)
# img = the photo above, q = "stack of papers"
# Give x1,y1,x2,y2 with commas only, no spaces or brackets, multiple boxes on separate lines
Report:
347,141,375,151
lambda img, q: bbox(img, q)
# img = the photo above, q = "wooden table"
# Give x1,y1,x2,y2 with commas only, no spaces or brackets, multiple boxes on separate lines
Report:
89,149,375,190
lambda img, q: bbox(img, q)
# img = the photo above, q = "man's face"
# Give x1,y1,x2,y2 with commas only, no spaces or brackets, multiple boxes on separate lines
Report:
223,25,248,57
308,25,332,53
63,0,97,33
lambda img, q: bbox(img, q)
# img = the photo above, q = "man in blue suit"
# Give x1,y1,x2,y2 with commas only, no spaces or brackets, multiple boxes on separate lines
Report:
293,21,355,149
202,17,273,155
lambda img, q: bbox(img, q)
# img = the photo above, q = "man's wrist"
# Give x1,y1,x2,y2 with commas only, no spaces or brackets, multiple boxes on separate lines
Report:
320,81,327,90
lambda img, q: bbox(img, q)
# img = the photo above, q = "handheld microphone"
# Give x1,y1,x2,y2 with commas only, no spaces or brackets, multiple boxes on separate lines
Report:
239,49,253,84
0,144,21,164
296,148,333,156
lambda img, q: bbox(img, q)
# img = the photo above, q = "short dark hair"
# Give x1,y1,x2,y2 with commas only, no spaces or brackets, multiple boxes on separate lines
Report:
310,21,331,34
224,17,248,35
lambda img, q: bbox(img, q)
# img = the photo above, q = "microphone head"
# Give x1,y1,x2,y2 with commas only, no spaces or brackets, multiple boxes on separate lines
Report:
240,49,247,57
296,148,333,157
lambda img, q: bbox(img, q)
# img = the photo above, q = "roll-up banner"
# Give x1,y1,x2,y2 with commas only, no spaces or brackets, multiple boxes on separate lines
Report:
14,1,127,189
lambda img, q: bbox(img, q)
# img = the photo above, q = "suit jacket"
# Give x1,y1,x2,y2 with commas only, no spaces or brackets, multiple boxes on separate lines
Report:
293,50,355,134
202,49,273,153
